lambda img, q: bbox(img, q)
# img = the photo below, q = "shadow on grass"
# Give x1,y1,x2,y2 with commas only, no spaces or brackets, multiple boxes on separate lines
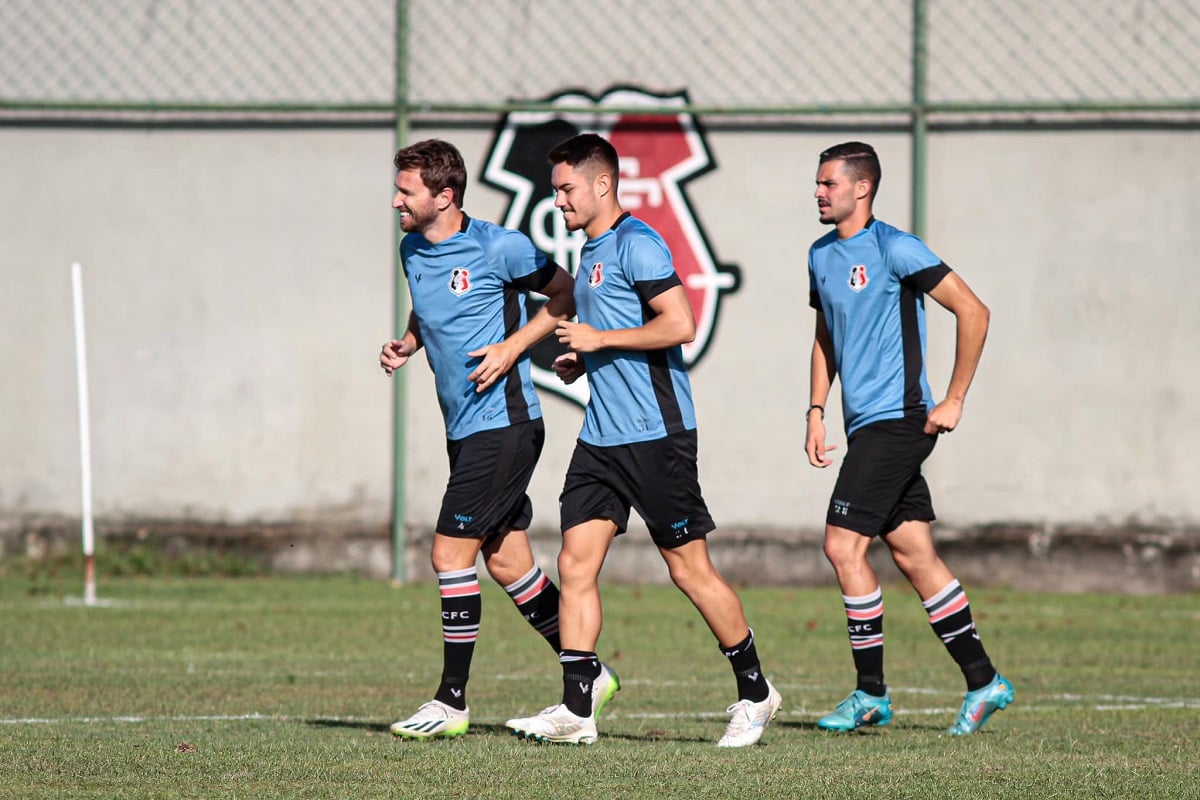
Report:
778,719,950,734
303,718,720,744
464,723,709,743
305,717,391,733
776,720,825,732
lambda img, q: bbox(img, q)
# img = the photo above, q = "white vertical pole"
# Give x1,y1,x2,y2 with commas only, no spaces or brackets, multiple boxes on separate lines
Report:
71,262,97,606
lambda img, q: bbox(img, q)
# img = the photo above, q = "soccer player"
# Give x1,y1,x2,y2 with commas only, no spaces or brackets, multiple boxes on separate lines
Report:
505,133,781,747
380,139,618,739
804,141,1013,735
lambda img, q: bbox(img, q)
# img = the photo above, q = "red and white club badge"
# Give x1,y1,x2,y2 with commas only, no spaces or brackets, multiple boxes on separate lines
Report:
449,268,471,295
587,262,604,289
849,264,869,292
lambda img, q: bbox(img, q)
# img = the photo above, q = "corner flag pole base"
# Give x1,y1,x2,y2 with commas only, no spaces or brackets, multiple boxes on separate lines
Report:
83,553,97,607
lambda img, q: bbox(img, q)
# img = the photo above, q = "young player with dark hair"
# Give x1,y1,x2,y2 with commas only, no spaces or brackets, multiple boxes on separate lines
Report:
505,133,781,747
805,141,1013,735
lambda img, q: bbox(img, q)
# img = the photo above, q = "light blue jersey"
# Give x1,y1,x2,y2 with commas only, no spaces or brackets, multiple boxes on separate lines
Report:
575,214,696,446
401,214,554,440
808,218,950,435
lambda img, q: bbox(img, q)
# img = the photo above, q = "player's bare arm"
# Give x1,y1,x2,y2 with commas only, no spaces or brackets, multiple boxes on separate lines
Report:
556,283,695,353
380,312,422,376
924,271,990,434
468,266,575,392
806,311,838,467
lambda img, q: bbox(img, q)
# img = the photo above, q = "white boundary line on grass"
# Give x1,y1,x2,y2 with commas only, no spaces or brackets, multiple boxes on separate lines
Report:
2,693,1197,726
0,713,289,725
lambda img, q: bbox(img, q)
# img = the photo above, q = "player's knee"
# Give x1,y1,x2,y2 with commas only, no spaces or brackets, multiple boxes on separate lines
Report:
556,550,594,589
890,548,942,579
666,557,718,595
481,554,518,585
823,539,862,570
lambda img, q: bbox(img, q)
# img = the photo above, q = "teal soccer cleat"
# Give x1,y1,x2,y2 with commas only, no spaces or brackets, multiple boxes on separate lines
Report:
946,673,1014,736
817,689,894,731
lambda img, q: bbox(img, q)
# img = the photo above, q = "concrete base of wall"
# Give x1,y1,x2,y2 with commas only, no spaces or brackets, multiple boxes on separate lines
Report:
4,516,1198,594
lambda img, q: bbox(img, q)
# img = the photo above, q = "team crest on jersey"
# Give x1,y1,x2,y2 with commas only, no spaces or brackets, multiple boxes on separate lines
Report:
482,86,741,407
849,264,869,292
587,262,604,289
449,268,471,295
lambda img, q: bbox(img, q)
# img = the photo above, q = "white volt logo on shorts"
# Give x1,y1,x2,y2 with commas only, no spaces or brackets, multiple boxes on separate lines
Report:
482,86,741,408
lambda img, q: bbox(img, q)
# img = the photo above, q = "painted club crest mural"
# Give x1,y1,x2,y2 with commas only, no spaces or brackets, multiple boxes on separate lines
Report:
482,87,741,406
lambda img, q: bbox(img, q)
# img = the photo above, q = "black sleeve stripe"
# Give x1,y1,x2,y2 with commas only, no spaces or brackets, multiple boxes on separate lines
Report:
633,272,683,304
809,290,823,311
905,262,951,293
509,260,561,293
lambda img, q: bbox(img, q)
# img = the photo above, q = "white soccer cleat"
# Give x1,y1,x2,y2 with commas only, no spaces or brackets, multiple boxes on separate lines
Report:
506,704,598,745
593,662,621,718
717,680,783,747
389,700,469,740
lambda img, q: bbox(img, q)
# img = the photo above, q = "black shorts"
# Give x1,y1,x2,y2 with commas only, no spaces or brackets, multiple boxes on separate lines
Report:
827,416,937,538
559,429,716,549
436,418,545,541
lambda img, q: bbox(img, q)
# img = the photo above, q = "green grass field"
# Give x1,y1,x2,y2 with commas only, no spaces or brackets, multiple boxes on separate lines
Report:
1,572,1196,799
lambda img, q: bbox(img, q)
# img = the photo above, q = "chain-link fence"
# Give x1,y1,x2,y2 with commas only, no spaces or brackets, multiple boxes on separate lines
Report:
2,0,1198,117
5,1,1198,583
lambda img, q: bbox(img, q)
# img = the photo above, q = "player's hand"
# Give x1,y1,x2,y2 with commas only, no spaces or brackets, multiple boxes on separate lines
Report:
552,352,585,384
805,417,837,468
380,338,415,376
467,340,519,393
924,398,963,435
556,320,604,353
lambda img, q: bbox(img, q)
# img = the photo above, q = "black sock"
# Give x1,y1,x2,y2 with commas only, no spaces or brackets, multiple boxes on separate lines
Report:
843,588,887,696
720,629,769,703
503,565,561,654
432,567,480,710
560,650,601,717
923,580,996,691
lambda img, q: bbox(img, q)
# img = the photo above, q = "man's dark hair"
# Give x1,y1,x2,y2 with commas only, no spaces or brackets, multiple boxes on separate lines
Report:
548,133,620,188
819,141,881,201
393,139,467,206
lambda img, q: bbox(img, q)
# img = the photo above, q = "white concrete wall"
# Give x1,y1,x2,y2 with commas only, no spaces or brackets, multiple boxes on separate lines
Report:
1,127,395,523
3,125,1198,542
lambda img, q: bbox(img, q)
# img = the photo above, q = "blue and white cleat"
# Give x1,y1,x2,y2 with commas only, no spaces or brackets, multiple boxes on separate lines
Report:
718,679,783,747
817,689,894,731
946,673,1014,736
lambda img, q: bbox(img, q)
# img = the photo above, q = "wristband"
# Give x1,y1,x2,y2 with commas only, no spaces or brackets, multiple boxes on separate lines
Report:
806,404,824,420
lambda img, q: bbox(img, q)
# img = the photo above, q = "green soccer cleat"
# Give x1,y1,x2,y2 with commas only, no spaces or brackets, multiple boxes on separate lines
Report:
389,700,469,740
946,673,1014,736
817,689,894,731
592,662,621,718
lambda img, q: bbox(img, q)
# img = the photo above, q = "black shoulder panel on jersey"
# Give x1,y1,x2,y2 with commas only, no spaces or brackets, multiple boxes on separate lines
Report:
632,272,683,304
509,260,561,293
906,262,951,293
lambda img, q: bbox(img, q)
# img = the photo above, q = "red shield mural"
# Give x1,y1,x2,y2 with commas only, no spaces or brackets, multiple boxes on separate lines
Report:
482,87,741,406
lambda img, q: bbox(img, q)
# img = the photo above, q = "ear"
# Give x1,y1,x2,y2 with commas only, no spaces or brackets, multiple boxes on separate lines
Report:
856,179,873,202
435,186,455,211
595,170,613,198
